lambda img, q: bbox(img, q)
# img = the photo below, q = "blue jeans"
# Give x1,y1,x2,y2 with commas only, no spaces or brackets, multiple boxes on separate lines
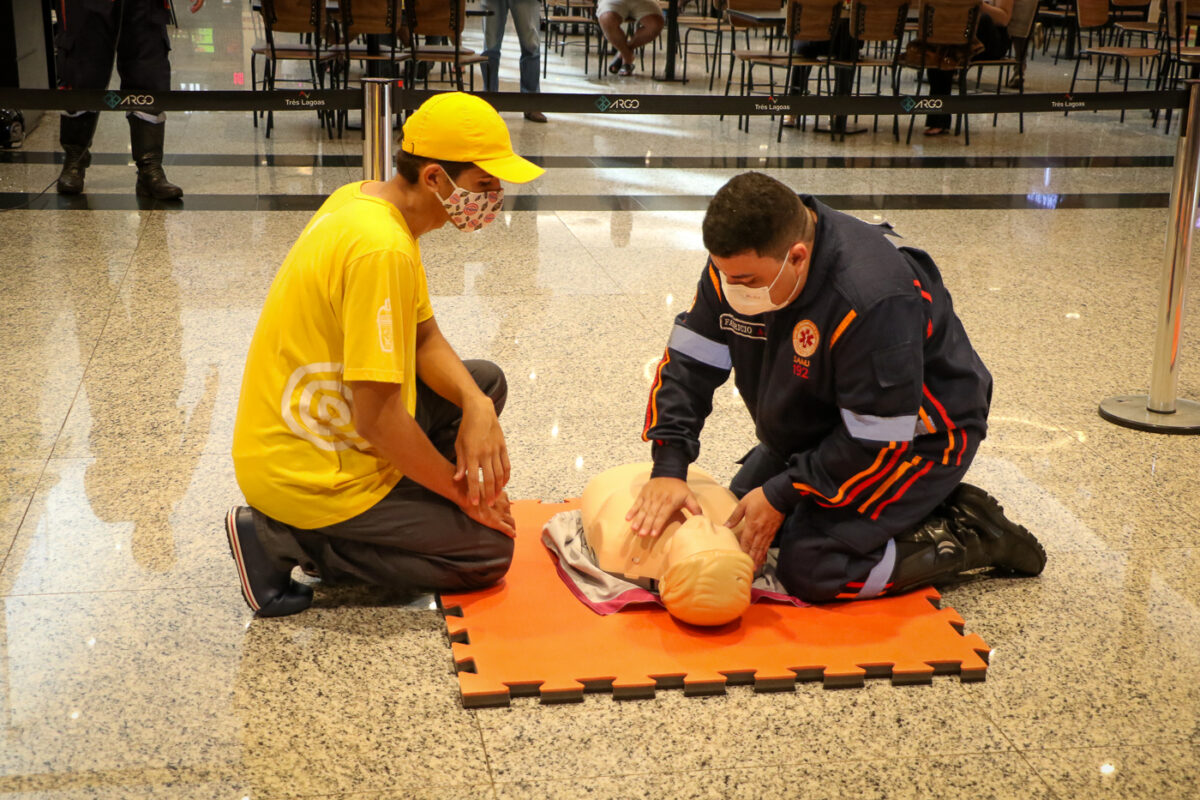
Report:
481,0,541,94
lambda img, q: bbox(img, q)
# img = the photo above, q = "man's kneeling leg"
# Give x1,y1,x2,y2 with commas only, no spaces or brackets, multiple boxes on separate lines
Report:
774,483,1046,602
888,483,1046,595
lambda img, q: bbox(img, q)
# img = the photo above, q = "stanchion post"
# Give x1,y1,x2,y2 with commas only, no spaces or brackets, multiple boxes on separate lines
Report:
362,78,393,182
1099,80,1200,433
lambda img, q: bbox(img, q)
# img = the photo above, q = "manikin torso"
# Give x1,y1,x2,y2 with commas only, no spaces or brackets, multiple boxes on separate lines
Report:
580,463,754,626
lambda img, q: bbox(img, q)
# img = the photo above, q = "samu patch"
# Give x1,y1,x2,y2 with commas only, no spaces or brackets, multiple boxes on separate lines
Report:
792,320,820,357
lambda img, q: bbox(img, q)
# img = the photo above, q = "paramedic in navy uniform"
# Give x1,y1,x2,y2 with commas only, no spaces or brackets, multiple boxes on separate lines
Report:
630,172,1045,603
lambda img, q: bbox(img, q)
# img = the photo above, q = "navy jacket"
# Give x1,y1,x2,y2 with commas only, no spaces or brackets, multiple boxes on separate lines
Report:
644,196,992,519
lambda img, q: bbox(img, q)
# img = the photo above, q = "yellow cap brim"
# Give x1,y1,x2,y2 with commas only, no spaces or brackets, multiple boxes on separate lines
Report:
475,152,545,184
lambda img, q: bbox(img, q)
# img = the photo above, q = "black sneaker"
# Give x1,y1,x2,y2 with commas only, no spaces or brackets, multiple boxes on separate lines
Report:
943,484,1047,576
225,506,313,617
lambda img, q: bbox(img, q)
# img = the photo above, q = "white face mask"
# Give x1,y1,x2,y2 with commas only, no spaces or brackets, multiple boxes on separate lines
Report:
437,170,503,232
720,253,801,316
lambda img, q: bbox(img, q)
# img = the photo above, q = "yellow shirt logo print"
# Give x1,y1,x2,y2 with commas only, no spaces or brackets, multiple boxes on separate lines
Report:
280,363,368,452
377,298,394,353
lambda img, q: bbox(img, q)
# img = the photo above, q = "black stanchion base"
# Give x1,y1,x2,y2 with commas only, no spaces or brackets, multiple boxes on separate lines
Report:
1098,395,1200,434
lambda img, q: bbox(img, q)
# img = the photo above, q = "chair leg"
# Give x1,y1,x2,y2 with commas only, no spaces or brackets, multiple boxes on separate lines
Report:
1066,56,1082,116
959,69,970,146
251,54,259,129
266,59,276,138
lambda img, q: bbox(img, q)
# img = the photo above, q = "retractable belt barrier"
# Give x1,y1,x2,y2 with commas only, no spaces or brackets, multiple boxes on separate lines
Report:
0,87,1187,117
2,81,1197,436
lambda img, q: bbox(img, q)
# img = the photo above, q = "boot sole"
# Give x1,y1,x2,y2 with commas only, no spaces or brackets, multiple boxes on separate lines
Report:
951,485,1047,576
135,182,183,200
226,507,263,613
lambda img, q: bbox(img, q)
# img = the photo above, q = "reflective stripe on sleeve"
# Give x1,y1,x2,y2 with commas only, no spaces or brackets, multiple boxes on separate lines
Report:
667,325,732,370
841,409,919,442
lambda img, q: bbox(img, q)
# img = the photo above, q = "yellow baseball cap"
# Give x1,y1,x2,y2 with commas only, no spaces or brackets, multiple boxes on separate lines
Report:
400,92,544,184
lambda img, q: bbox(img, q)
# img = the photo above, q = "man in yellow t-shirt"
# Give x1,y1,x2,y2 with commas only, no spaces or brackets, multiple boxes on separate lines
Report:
227,93,544,617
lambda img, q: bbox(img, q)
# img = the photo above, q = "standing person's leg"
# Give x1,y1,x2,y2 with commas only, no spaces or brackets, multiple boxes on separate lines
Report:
118,0,182,199
481,0,510,93
924,69,954,133
511,0,543,95
54,0,116,194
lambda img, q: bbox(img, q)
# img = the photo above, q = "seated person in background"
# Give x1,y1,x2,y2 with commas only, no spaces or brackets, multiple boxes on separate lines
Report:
597,0,665,76
629,171,1046,604
582,463,754,626
924,0,1013,136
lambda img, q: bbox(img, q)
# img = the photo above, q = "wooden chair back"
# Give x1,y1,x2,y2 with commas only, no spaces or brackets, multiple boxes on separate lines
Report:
847,0,910,43
785,0,843,43
915,0,982,46
1075,0,1113,29
406,0,470,40
261,0,325,36
341,0,404,37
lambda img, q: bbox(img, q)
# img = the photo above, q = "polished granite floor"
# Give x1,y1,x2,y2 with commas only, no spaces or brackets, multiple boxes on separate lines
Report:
1,2,1199,799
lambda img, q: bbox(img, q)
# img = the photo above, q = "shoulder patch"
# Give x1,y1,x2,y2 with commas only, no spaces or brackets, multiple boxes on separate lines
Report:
792,320,820,357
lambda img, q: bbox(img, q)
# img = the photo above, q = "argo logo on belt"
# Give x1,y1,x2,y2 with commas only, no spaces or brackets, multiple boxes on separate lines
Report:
594,95,640,112
900,97,943,112
104,91,156,109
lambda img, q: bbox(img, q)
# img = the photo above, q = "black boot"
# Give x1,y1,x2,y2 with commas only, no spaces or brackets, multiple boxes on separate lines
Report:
56,113,98,194
888,484,1046,595
128,116,183,200
225,507,313,617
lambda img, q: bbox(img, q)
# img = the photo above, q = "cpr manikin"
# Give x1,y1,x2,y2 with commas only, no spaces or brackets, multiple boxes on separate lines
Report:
580,463,754,626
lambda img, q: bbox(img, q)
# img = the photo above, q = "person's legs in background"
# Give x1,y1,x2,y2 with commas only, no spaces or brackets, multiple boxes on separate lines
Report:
117,0,182,198
511,0,546,120
54,0,114,194
598,0,663,75
924,68,954,134
481,0,511,92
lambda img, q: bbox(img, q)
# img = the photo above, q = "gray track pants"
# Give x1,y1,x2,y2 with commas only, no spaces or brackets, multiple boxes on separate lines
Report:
250,360,514,592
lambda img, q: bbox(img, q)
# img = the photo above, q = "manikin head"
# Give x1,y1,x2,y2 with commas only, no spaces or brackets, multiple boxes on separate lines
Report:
580,463,754,627
658,514,754,627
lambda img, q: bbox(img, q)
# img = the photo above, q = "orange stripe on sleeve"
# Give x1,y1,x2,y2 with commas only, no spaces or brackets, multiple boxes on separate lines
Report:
829,310,857,348
922,384,958,465
792,441,896,505
641,349,671,441
955,428,969,466
918,408,936,434
707,263,723,302
857,456,919,515
871,458,933,520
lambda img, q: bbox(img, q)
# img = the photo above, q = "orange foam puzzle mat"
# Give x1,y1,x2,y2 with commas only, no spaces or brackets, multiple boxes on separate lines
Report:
440,500,991,708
